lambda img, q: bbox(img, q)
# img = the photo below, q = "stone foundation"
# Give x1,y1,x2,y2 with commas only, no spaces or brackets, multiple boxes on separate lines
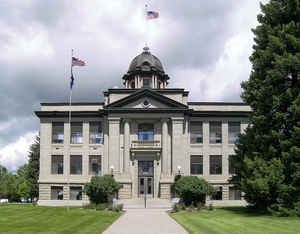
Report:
118,183,132,199
159,183,171,199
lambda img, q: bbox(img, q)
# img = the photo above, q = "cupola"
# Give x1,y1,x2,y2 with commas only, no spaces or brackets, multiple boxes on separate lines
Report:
123,47,169,89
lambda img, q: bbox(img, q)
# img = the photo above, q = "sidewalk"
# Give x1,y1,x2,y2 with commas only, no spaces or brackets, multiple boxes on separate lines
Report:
103,208,188,234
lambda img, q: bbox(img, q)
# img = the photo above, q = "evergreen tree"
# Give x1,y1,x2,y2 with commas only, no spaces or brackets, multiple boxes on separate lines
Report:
231,0,300,214
26,135,40,201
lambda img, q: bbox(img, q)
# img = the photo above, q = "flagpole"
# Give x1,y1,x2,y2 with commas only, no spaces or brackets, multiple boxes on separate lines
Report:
67,49,73,212
145,4,148,48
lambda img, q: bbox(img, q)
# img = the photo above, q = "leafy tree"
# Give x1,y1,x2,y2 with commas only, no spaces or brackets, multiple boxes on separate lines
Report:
231,0,300,214
0,165,7,178
25,136,40,201
18,182,31,200
174,176,215,206
84,175,121,204
0,170,20,202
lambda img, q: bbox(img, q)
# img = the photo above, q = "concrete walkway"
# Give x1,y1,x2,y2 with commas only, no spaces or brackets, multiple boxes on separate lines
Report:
103,208,187,234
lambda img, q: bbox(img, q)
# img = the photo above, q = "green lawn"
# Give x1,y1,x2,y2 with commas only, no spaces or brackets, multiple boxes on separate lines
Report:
170,207,300,234
0,204,121,234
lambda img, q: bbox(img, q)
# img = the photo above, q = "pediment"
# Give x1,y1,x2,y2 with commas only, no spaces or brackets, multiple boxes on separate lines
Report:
105,89,188,109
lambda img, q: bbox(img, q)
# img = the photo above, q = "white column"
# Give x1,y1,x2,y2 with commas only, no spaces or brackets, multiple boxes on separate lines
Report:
124,119,130,173
161,119,168,174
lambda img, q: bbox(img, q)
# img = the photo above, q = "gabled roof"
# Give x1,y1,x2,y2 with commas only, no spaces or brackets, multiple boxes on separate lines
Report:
105,88,188,109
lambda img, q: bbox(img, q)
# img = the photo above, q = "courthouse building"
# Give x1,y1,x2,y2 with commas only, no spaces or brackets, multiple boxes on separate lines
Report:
35,47,250,205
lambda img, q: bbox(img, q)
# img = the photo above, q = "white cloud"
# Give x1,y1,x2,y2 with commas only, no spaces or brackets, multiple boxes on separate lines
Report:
0,131,37,172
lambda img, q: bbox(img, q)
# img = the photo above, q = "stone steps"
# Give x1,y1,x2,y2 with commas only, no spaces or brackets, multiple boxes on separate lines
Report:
118,199,173,210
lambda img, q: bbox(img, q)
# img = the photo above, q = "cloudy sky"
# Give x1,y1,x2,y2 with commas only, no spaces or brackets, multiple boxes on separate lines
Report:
0,0,266,172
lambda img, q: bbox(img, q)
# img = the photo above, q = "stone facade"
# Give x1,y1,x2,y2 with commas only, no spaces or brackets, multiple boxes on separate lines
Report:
35,47,251,206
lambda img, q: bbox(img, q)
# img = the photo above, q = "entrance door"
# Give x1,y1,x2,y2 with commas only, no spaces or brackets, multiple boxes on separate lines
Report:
138,161,154,198
139,177,153,198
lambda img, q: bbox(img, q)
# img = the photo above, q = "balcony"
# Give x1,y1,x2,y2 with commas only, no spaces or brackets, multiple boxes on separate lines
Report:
130,140,161,153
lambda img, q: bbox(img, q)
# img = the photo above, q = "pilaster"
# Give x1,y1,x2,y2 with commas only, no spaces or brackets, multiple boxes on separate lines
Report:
203,120,210,176
161,118,169,174
171,117,184,175
123,119,130,173
222,120,229,176
108,117,120,173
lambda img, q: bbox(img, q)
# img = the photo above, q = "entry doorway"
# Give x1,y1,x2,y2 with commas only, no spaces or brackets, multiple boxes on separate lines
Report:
138,177,153,197
138,161,154,198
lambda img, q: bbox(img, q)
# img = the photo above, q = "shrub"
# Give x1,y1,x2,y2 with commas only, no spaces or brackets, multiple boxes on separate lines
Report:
84,175,121,204
112,204,123,212
96,203,108,211
173,176,215,206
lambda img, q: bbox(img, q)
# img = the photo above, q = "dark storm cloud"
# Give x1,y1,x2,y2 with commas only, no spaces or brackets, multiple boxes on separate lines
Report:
0,0,252,149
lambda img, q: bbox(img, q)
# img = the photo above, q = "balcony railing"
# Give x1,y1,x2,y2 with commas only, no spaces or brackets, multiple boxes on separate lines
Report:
130,140,161,152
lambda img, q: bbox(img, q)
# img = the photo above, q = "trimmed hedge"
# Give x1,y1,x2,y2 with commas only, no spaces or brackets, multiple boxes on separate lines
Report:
174,176,215,206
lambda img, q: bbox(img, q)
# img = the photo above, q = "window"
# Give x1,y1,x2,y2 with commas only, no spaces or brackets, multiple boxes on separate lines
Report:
210,155,222,174
138,123,154,141
190,121,203,144
229,187,241,200
228,122,240,144
52,122,64,144
70,187,82,200
211,186,222,200
51,186,63,200
89,122,102,144
143,78,151,88
210,122,222,143
70,155,82,175
190,155,203,175
51,155,64,174
71,122,83,144
228,155,237,174
89,155,101,175
157,81,161,89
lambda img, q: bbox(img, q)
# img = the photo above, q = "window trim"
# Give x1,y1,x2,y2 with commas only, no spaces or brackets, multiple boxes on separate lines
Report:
52,122,64,144
190,155,203,175
70,155,83,175
209,155,222,175
209,121,222,144
89,121,103,144
190,121,203,144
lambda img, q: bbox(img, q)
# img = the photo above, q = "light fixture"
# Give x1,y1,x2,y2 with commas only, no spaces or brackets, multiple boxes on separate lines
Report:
177,165,181,174
110,165,114,175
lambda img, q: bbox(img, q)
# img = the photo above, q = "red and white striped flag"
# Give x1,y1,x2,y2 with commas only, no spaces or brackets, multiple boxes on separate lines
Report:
146,11,159,20
72,57,85,66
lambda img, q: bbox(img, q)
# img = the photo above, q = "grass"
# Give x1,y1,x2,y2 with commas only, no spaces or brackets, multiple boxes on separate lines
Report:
170,207,300,234
0,204,121,234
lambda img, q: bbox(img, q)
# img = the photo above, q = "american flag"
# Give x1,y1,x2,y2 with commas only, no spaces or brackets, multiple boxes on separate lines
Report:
72,57,86,66
147,11,159,19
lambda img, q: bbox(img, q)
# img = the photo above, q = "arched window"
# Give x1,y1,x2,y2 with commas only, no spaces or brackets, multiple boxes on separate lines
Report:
138,123,154,141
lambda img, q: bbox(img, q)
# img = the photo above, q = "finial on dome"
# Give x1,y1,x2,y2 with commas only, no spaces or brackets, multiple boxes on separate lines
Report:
143,45,150,52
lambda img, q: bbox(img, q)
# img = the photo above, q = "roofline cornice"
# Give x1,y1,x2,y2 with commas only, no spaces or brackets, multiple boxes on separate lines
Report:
188,102,248,106
35,111,104,118
41,102,104,106
190,111,251,117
